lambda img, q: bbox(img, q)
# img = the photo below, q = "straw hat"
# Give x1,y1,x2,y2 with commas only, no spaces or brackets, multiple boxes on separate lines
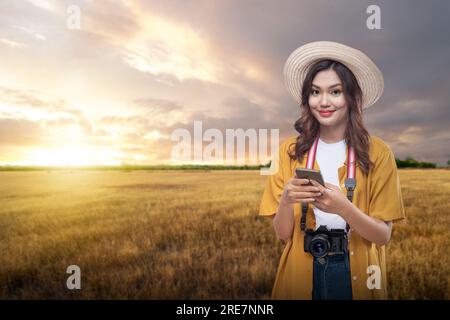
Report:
283,41,384,109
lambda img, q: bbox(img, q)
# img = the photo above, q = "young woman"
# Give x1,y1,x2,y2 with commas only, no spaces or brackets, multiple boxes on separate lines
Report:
259,41,406,300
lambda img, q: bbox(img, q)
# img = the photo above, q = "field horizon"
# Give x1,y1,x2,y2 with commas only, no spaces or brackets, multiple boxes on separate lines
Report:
1,165,449,172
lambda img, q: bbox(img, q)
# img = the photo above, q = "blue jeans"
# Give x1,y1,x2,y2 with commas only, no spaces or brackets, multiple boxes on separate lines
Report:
312,252,353,300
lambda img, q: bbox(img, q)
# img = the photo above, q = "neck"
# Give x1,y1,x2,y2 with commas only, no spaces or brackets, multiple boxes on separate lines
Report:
319,124,346,144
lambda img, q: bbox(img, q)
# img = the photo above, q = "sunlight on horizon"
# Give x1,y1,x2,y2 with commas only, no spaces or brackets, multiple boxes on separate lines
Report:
15,146,124,166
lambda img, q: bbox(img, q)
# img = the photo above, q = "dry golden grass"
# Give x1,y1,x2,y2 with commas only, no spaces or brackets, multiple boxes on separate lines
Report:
0,169,448,299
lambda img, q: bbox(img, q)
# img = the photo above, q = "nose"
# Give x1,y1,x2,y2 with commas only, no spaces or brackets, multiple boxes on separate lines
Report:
319,93,331,108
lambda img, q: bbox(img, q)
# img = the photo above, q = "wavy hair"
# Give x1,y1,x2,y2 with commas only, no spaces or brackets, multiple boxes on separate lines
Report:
288,59,374,175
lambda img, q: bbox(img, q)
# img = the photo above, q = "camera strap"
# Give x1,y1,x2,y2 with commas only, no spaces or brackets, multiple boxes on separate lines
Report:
300,135,356,234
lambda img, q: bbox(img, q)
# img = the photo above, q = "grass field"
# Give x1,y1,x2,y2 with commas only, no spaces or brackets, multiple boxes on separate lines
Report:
0,169,448,299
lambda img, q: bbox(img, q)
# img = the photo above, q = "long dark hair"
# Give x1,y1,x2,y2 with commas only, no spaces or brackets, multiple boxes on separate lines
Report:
288,59,374,175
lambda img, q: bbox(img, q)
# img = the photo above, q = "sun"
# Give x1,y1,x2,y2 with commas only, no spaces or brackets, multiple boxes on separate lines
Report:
18,125,124,166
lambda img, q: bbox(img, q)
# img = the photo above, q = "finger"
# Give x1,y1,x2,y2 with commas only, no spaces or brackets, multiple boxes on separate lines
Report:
289,185,321,192
289,194,317,203
292,178,311,186
290,191,323,199
310,180,326,193
324,182,337,189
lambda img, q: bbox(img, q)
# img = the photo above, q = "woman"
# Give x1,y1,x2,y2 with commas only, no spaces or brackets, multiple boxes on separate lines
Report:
259,41,406,300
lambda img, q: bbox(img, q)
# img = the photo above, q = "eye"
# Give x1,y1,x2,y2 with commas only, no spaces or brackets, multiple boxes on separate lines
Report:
311,89,320,96
331,89,342,96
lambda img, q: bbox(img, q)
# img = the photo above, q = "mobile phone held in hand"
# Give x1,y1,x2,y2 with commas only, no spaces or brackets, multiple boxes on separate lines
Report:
295,168,325,186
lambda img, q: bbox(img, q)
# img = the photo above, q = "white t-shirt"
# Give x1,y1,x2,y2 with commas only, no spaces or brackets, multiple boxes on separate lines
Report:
313,137,348,230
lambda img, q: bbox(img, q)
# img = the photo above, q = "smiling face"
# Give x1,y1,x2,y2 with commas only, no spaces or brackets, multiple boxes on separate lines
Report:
308,69,348,129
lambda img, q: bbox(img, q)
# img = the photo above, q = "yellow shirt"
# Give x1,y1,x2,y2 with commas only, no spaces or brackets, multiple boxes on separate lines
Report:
259,135,406,299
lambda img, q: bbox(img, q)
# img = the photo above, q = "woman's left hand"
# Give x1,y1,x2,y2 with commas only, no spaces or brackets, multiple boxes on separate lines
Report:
309,180,351,215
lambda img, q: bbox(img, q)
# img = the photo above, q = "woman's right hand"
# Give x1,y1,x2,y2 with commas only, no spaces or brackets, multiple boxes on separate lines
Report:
281,178,323,205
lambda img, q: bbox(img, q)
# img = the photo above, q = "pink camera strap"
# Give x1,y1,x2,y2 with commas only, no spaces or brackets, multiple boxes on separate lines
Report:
305,135,356,179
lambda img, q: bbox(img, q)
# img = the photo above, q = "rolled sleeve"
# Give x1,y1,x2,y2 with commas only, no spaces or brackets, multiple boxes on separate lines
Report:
368,146,406,222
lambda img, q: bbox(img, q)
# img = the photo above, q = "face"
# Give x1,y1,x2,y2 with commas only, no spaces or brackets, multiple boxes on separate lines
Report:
308,69,348,128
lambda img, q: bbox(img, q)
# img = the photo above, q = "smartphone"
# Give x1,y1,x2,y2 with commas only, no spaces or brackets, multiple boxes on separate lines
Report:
295,168,325,186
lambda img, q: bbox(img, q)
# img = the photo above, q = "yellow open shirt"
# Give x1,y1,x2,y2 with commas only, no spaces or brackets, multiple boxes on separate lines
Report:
259,135,406,299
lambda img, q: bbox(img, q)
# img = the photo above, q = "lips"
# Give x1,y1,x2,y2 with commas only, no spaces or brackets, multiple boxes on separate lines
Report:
319,110,336,117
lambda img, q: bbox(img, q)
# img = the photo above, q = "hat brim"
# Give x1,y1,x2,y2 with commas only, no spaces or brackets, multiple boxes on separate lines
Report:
283,41,384,109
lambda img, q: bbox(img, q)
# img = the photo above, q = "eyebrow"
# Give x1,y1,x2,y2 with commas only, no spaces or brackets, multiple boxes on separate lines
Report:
312,83,342,89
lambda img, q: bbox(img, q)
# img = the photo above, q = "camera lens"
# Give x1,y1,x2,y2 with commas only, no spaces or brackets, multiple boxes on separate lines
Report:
309,234,330,258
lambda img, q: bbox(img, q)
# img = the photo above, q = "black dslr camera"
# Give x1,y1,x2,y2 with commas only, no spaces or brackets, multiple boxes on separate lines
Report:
304,225,348,258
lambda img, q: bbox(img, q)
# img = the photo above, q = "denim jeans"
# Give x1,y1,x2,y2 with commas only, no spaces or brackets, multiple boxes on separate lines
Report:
312,252,353,300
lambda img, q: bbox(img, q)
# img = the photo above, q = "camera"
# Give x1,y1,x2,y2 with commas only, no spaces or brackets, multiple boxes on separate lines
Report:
304,225,348,258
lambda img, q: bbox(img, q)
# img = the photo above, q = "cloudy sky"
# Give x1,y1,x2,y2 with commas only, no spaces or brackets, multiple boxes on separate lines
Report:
0,0,449,166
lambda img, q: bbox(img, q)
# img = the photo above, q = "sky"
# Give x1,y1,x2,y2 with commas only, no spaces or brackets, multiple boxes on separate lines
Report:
0,0,449,166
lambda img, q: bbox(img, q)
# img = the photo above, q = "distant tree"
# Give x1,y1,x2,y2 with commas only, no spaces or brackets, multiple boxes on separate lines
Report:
396,156,436,168
447,160,450,167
